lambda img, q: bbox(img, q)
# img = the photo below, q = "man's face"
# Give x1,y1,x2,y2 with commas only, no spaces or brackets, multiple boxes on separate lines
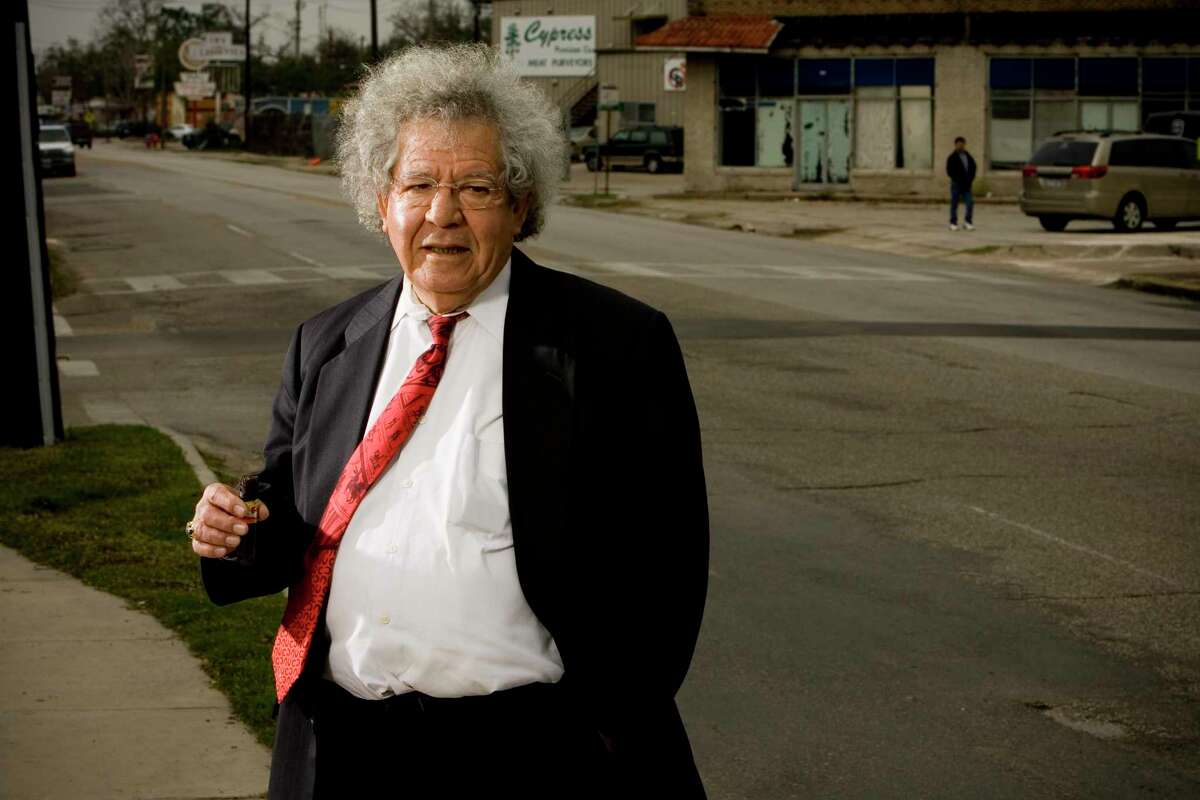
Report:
954,140,966,152
378,118,529,313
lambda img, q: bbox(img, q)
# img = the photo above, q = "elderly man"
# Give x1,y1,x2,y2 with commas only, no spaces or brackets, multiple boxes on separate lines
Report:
187,44,708,799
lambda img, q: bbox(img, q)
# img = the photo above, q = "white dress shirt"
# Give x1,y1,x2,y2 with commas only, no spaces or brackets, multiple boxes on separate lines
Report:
323,260,564,700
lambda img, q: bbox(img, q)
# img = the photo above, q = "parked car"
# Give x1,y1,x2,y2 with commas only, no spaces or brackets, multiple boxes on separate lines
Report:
1018,131,1200,232
1144,110,1200,158
586,125,684,173
183,122,242,151
568,125,597,162
66,120,92,149
114,119,161,139
37,124,76,177
166,123,198,141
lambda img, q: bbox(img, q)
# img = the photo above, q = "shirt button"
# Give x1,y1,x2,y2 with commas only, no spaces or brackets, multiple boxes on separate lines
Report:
380,615,390,625
387,544,398,554
399,479,413,489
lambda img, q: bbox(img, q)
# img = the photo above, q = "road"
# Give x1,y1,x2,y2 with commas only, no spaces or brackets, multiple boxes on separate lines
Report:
48,146,1200,798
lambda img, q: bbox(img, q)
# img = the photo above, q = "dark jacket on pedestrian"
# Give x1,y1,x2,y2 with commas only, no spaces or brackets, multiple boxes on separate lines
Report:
946,150,977,189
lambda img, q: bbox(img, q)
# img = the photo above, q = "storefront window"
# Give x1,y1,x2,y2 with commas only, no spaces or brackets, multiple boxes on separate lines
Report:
718,59,791,167
990,98,1032,168
851,58,934,170
719,56,934,172
988,56,1200,169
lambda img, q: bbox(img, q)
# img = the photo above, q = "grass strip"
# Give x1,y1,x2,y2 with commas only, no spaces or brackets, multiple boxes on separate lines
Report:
0,425,282,747
47,242,79,300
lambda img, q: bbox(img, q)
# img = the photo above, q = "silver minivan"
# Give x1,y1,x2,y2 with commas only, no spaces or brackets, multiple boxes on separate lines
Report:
1019,132,1200,232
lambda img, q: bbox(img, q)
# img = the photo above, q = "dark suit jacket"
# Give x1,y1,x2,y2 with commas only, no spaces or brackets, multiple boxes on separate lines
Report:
946,150,977,189
201,248,710,799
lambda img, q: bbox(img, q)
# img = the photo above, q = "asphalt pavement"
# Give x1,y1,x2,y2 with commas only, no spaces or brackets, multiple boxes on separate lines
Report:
23,143,1200,798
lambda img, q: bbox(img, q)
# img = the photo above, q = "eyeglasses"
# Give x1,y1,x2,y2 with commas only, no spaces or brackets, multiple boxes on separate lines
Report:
392,176,507,211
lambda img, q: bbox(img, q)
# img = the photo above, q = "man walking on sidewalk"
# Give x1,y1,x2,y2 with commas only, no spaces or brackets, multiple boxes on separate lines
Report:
946,136,977,231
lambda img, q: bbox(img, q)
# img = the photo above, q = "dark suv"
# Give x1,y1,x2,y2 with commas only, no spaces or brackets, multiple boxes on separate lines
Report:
586,125,683,174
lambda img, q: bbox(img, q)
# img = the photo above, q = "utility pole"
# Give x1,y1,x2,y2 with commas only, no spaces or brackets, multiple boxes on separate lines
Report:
243,0,252,148
370,0,378,61
293,0,304,59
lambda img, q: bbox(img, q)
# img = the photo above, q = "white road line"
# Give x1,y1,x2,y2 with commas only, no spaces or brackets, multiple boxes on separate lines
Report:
53,314,73,337
588,262,674,277
968,506,1181,588
221,269,287,285
927,269,1031,285
57,359,99,377
126,275,187,293
226,224,253,238
289,251,325,267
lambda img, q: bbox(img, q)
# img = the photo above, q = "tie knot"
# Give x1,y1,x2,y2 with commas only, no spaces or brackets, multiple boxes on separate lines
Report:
427,312,465,344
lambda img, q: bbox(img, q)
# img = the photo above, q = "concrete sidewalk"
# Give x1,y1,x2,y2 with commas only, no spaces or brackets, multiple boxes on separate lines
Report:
0,544,269,799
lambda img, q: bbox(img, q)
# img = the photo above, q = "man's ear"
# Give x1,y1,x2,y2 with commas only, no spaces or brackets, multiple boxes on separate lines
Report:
377,193,390,230
513,193,532,232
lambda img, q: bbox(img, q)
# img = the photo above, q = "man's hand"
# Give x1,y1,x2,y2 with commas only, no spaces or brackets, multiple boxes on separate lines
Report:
189,482,270,559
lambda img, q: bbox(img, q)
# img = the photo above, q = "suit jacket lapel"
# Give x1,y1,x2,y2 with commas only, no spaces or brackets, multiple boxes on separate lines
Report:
304,275,403,519
503,248,575,633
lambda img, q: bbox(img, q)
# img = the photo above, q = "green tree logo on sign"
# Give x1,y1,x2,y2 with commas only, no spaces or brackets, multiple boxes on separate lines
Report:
504,23,520,58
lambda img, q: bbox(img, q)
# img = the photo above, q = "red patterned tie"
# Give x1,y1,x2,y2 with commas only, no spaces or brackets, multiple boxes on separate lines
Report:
271,311,466,702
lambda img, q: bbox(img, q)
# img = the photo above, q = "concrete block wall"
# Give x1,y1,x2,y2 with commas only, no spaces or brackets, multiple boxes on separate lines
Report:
691,0,1187,16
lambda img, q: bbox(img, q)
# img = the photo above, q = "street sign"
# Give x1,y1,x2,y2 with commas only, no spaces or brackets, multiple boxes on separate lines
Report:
598,85,621,112
664,57,686,92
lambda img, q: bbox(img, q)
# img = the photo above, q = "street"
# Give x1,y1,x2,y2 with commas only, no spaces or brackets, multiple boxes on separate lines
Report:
48,146,1200,798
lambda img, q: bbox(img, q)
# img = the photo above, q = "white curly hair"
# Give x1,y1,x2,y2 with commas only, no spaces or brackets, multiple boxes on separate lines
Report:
336,43,567,242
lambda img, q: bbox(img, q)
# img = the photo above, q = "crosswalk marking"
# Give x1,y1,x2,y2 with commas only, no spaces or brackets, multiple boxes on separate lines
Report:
82,398,143,425
57,359,98,377
77,261,1031,296
52,304,73,337
222,269,286,285
126,275,187,292
314,265,392,280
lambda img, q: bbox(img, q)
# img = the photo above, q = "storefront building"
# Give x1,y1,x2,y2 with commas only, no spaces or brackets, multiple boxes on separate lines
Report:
636,1,1200,197
491,0,688,136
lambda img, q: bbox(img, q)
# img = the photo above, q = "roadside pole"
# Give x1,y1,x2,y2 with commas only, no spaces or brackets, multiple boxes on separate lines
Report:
598,84,619,196
6,0,64,447
604,107,611,195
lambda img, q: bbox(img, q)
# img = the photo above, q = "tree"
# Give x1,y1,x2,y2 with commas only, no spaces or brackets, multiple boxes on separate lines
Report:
385,0,483,50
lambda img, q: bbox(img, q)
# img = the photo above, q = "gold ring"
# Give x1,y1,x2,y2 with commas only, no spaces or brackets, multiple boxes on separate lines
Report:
186,520,197,540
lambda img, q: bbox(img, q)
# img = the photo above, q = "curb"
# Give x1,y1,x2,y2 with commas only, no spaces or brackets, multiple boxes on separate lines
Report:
154,425,218,488
1112,274,1200,302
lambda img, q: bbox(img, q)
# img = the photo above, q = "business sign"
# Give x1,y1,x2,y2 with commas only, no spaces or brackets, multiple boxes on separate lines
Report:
664,57,686,91
175,70,215,99
180,32,246,70
500,15,595,77
133,54,155,89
